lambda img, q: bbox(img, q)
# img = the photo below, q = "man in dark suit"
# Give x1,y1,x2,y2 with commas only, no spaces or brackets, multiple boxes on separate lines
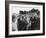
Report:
18,16,28,31
31,17,40,30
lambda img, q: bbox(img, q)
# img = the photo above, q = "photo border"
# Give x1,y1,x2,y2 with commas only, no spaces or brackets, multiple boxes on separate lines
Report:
5,1,45,37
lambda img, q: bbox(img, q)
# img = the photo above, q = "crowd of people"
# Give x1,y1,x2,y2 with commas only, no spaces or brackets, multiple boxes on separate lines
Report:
18,15,40,31
12,8,40,31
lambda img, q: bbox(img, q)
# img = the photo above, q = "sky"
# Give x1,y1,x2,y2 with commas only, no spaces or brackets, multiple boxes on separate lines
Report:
9,4,41,14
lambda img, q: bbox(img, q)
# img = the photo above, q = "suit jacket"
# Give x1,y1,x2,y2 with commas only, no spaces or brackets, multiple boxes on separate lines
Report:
18,19,28,31
31,17,40,30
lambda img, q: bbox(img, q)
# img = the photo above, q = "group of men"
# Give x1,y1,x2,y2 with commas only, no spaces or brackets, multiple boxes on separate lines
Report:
12,8,40,31
18,14,40,31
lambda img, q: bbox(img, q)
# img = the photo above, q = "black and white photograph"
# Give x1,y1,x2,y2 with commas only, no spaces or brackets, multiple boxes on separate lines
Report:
5,1,45,37
12,8,40,31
